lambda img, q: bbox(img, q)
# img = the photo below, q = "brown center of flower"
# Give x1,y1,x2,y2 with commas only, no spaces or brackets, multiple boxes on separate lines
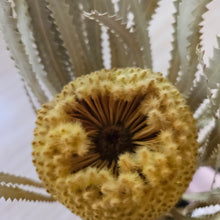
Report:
66,94,160,175
93,125,135,163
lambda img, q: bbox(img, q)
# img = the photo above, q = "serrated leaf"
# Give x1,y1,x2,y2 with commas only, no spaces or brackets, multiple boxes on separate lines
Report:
65,0,97,72
26,0,72,90
206,36,220,87
117,0,130,23
0,0,48,105
14,0,57,97
188,74,208,112
0,184,54,202
140,0,160,22
0,172,43,188
46,0,92,77
84,11,144,67
93,0,129,68
188,45,209,112
182,188,220,203
129,0,152,68
22,81,38,113
167,0,182,84
203,144,220,167
185,0,211,89
198,84,220,164
79,0,104,70
202,118,220,164
172,208,220,220
176,0,211,98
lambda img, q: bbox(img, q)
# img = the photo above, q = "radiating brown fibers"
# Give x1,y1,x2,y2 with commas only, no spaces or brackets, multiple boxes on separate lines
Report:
32,68,198,220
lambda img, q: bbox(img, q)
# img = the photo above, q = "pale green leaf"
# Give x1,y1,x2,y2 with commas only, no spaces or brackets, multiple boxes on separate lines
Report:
79,0,104,70
206,36,220,87
202,118,220,164
22,81,38,113
183,188,220,203
65,0,98,72
0,0,48,104
14,0,57,96
140,0,160,22
129,0,152,68
167,0,182,84
176,0,211,98
46,0,92,77
94,0,129,68
26,0,72,88
172,208,220,220
117,0,130,23
84,11,144,67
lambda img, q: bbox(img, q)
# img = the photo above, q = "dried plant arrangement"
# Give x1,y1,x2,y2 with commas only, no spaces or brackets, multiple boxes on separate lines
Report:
0,0,220,220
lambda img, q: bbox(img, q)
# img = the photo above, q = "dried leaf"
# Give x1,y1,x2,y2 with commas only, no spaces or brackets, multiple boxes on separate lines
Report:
84,11,144,67
0,184,54,202
0,0,48,104
46,0,91,77
0,172,43,188
26,0,72,90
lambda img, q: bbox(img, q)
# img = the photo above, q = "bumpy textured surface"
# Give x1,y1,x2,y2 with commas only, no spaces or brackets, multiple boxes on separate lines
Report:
32,68,198,220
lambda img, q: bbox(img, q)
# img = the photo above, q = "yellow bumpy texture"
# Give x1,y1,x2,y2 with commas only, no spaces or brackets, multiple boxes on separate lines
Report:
32,68,198,220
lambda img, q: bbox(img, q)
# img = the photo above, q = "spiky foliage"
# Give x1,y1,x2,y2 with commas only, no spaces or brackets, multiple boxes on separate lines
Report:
0,0,219,219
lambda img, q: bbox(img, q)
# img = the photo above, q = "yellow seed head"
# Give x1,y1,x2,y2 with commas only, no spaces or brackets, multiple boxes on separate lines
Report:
32,68,198,220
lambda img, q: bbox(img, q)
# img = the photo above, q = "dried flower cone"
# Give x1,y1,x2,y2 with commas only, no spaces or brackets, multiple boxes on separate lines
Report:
32,68,198,220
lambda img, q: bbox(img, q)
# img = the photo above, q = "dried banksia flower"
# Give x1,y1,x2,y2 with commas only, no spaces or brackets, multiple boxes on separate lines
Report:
1,0,220,219
32,68,198,220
